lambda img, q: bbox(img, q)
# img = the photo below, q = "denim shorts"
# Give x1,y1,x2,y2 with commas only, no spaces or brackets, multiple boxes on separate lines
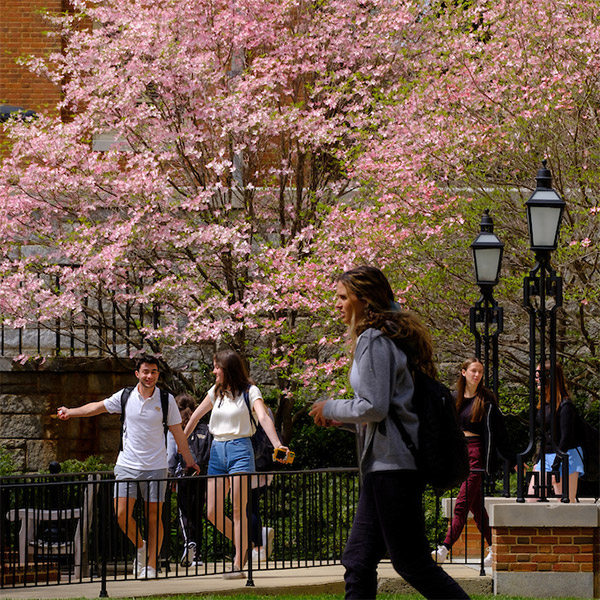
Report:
535,446,585,475
113,465,168,502
208,437,255,476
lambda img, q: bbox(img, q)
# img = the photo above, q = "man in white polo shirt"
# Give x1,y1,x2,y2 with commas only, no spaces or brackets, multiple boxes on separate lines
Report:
57,353,199,579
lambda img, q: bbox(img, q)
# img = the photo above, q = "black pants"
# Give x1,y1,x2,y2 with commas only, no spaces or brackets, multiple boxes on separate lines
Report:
177,476,206,548
248,485,267,547
342,470,470,600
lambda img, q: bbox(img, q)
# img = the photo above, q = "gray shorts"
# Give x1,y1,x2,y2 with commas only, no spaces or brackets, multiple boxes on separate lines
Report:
113,465,168,502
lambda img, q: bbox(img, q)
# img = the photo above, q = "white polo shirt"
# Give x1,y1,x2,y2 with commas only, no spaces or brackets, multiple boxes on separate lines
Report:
104,385,181,470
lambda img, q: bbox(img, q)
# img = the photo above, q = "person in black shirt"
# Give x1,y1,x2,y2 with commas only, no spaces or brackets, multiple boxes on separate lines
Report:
528,362,584,503
432,358,514,568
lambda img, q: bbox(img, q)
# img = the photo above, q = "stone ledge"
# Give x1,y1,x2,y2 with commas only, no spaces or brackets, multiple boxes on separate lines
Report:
493,571,594,598
490,502,599,527
0,356,133,373
441,496,597,519
378,575,492,596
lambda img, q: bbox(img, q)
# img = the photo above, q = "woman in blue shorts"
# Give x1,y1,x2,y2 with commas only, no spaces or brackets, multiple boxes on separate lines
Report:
185,350,288,579
529,362,584,503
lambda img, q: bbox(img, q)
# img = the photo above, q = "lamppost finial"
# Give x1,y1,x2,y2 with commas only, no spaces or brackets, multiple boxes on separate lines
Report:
536,160,552,189
480,208,494,233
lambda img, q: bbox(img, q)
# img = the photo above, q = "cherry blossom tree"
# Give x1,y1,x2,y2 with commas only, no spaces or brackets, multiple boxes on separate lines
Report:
359,0,600,404
0,0,442,437
2,0,600,443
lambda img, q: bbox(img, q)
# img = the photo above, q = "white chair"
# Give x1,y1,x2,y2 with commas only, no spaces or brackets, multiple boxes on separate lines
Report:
6,474,98,578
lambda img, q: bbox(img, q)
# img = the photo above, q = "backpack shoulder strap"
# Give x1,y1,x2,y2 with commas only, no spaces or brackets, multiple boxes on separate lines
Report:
387,367,421,463
119,386,134,452
242,387,258,429
159,388,170,446
388,403,419,461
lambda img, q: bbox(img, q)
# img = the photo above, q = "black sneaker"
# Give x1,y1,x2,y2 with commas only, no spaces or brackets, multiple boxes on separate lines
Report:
181,542,196,567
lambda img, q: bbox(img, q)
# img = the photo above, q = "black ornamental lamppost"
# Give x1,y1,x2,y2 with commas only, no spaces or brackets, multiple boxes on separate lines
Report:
470,209,504,398
470,209,505,572
517,160,567,502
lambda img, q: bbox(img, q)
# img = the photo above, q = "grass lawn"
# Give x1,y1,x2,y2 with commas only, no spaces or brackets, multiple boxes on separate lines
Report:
92,594,584,600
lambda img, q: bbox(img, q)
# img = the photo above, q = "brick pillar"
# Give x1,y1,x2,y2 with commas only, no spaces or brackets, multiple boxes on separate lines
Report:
453,519,483,558
490,502,599,598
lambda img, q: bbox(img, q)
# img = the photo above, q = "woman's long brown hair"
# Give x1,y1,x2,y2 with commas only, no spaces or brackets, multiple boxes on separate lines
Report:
213,349,254,401
536,361,569,409
337,266,436,378
455,358,495,423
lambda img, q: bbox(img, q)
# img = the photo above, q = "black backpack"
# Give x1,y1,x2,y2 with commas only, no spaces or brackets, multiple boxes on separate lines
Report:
568,401,600,482
242,389,275,471
119,386,170,451
175,422,213,476
389,368,469,493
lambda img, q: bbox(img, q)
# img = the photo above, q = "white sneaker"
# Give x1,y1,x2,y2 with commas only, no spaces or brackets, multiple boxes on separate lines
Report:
192,557,204,567
180,542,196,567
133,540,147,575
263,526,275,558
483,547,493,568
431,545,449,564
251,546,267,562
140,565,157,579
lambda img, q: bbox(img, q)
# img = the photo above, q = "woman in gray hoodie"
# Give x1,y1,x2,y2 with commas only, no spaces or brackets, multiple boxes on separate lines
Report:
310,265,469,600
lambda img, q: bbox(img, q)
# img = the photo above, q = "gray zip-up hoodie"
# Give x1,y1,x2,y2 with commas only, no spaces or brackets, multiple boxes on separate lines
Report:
322,328,418,475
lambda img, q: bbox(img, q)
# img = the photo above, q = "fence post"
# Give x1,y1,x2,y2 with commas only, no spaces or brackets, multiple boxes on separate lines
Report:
246,474,254,587
99,479,108,598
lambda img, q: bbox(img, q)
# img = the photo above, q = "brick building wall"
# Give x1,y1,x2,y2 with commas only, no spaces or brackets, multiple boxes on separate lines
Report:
0,0,64,119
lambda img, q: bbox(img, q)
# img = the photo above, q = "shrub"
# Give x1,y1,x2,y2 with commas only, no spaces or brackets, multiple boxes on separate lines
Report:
0,447,18,476
59,455,113,474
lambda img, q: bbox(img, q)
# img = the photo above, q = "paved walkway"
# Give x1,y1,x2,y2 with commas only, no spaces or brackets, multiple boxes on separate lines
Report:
3,562,492,599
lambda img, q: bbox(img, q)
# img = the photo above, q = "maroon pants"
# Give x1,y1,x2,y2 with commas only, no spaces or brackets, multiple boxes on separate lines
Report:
444,437,491,548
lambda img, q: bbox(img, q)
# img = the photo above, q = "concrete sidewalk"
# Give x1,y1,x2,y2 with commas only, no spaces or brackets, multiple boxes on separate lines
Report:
3,562,492,599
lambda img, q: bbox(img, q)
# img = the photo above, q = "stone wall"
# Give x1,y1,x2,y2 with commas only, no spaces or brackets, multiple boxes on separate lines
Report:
0,357,137,472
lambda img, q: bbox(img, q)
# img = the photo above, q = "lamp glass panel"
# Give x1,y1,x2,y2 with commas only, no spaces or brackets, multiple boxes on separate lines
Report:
529,205,562,248
474,248,501,283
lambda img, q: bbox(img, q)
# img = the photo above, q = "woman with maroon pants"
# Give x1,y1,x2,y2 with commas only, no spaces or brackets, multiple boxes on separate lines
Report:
432,358,515,568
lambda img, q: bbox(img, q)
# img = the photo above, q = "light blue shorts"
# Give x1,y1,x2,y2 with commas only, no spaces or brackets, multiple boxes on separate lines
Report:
113,465,168,502
535,447,585,476
208,438,255,476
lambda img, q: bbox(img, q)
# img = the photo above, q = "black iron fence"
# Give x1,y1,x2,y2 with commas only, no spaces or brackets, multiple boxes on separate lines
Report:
0,468,359,593
1,466,524,593
0,276,158,358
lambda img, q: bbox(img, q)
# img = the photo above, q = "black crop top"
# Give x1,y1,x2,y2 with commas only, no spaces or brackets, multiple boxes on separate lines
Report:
459,396,484,436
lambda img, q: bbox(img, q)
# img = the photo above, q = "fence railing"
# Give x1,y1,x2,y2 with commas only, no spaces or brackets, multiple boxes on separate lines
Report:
0,468,360,593
1,466,513,593
0,276,158,358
